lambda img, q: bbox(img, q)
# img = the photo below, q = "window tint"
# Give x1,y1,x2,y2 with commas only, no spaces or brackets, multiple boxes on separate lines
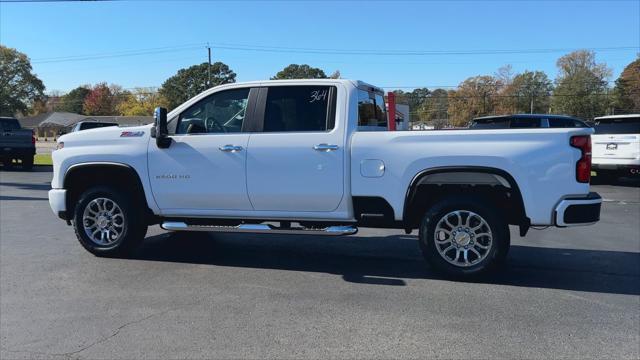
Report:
80,122,117,130
177,88,250,134
549,118,584,128
594,117,640,134
0,118,20,130
470,118,509,129
263,86,335,132
357,90,387,129
510,118,541,128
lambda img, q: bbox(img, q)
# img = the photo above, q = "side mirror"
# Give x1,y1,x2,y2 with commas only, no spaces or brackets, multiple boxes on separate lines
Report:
153,107,171,148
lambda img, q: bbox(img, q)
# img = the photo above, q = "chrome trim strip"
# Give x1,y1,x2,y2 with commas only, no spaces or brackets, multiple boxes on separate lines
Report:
161,222,358,236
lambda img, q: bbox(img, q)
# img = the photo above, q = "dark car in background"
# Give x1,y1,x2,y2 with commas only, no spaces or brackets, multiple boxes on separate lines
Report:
469,114,590,129
0,117,36,170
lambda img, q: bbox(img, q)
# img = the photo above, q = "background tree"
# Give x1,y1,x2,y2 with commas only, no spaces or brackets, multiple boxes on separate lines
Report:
0,45,45,116
160,62,236,110
60,86,90,114
551,50,611,119
422,88,449,123
612,57,640,113
83,83,125,115
447,75,500,126
117,88,167,116
271,64,328,80
499,70,553,114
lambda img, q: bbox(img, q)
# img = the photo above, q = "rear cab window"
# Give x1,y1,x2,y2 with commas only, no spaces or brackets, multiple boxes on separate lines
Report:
594,116,640,134
357,88,387,131
0,118,21,130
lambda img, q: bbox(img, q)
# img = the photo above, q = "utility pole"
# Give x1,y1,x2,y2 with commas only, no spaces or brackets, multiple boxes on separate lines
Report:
207,44,212,88
530,96,534,114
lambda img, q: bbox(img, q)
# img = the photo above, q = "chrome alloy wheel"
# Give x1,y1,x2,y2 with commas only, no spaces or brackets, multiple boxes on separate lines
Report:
433,210,493,267
82,197,126,246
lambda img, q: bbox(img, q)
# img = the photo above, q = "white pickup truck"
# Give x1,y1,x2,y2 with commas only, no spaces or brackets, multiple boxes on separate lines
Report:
48,79,602,277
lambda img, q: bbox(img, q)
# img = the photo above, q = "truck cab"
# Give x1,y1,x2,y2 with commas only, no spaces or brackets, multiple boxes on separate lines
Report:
49,79,601,278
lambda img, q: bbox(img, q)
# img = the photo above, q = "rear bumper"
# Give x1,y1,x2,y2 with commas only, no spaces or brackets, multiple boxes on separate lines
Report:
554,192,601,227
592,163,640,175
48,189,69,220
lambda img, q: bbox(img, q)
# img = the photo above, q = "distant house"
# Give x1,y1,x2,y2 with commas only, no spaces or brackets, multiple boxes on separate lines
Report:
19,112,153,138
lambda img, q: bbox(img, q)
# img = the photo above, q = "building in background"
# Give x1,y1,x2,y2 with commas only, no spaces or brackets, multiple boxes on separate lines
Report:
18,112,153,138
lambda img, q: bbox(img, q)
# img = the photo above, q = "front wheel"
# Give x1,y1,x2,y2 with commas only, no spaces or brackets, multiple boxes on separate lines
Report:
73,186,147,257
419,196,509,278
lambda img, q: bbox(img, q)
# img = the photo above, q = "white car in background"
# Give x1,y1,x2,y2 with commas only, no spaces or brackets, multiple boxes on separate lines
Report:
591,114,640,178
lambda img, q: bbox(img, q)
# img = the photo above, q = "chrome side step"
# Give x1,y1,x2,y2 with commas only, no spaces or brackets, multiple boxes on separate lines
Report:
161,222,358,236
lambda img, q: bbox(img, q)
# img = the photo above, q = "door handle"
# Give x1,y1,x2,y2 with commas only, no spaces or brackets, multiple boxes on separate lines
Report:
219,144,243,152
313,143,339,151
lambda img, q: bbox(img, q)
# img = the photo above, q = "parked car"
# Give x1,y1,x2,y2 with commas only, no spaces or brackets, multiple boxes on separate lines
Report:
591,114,640,178
0,116,36,170
49,80,601,278
70,121,118,132
469,114,589,129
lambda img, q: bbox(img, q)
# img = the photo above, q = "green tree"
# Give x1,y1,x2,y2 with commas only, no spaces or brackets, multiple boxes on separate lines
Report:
551,50,611,119
117,88,167,116
501,70,553,114
422,88,449,122
0,46,45,116
271,64,328,80
448,75,500,126
160,62,236,110
60,86,90,114
612,57,640,114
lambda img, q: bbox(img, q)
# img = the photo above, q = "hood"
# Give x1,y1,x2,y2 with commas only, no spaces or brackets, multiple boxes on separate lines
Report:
58,124,153,147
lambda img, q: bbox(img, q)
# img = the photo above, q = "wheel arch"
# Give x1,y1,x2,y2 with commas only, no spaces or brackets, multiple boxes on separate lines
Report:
403,166,530,234
63,162,155,222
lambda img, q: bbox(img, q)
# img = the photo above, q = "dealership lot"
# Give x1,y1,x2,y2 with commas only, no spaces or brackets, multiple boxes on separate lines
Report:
0,168,638,359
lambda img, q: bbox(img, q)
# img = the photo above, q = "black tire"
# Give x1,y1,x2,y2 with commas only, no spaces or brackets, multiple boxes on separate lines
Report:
21,156,33,171
73,186,147,257
418,196,510,278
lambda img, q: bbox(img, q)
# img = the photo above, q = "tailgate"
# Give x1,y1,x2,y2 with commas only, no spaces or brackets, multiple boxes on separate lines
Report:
592,134,640,160
0,129,33,147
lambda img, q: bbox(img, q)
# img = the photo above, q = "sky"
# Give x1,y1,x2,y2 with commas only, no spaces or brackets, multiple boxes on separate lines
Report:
1,0,639,94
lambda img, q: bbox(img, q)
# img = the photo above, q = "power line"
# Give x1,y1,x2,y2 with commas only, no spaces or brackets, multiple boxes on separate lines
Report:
27,42,639,64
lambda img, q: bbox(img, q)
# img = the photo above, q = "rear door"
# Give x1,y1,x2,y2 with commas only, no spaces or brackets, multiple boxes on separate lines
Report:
592,116,640,162
246,84,344,212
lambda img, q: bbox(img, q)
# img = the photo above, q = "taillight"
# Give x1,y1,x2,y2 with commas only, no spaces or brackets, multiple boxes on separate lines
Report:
570,135,591,183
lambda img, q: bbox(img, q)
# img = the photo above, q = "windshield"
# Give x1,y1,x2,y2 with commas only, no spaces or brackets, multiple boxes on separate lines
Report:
594,116,640,134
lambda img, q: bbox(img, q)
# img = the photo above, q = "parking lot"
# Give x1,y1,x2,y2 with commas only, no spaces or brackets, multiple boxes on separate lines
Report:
0,167,638,359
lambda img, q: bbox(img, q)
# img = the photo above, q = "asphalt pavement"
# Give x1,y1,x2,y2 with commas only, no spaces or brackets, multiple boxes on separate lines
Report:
1,167,639,359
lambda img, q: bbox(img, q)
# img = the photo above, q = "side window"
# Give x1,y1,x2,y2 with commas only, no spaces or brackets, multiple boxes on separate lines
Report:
357,90,387,129
263,86,335,132
177,88,250,134
510,118,541,128
549,118,580,128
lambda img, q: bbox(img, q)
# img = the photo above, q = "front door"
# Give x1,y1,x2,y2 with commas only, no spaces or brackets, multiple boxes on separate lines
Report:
148,87,255,212
246,85,344,212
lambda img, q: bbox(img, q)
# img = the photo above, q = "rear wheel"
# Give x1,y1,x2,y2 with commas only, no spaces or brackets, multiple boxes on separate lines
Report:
21,156,33,171
419,196,509,278
73,186,147,256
